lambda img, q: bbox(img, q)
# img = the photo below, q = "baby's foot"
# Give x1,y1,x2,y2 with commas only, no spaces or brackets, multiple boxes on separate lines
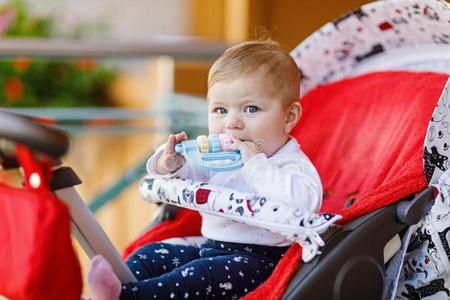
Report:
87,255,121,300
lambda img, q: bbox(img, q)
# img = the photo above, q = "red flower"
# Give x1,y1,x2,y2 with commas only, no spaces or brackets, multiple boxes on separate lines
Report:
4,77,23,102
75,58,96,71
14,56,31,72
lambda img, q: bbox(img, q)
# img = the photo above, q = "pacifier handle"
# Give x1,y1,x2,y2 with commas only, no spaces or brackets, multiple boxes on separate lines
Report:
174,135,243,171
175,144,184,154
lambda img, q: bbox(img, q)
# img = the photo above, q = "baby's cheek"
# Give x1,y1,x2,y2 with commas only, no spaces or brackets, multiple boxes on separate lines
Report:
208,128,221,135
208,121,223,134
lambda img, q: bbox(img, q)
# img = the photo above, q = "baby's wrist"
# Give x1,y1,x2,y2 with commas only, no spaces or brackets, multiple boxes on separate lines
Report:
155,156,172,175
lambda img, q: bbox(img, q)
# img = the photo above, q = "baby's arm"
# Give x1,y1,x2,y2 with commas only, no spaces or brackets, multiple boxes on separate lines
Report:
241,154,323,212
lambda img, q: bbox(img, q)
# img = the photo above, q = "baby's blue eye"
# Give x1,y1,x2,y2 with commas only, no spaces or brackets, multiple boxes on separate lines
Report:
244,105,259,113
215,107,228,114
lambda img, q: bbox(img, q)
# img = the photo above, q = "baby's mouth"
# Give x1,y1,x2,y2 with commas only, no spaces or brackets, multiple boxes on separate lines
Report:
234,138,249,143
226,133,247,142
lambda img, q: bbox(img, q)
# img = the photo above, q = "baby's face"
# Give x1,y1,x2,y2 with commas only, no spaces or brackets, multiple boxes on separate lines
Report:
207,72,290,157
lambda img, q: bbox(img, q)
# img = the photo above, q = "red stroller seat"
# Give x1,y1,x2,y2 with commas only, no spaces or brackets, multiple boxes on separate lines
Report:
125,71,450,299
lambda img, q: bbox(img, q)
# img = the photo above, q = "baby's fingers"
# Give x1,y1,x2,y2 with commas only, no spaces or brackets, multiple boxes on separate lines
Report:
164,134,176,154
174,131,187,143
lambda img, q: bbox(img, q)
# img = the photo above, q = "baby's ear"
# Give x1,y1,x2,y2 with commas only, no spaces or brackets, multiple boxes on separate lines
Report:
284,102,302,133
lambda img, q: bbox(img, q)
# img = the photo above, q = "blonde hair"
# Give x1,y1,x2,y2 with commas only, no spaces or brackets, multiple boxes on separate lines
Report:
208,39,300,107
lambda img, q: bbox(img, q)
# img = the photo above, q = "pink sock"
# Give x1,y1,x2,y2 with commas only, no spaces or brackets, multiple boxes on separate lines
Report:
87,255,121,300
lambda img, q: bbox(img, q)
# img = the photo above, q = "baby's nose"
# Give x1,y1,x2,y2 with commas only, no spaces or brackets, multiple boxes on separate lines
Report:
226,115,244,129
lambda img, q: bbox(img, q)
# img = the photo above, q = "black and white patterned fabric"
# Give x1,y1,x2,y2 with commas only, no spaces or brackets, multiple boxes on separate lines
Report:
291,0,450,96
392,170,450,300
425,79,450,185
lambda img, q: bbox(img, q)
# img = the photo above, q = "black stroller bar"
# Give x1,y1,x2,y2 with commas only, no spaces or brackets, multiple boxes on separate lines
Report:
0,110,68,162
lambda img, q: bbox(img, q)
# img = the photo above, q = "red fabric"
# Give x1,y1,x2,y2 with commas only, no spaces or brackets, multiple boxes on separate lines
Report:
123,209,202,260
294,71,447,220
124,71,449,300
0,146,82,300
196,188,212,204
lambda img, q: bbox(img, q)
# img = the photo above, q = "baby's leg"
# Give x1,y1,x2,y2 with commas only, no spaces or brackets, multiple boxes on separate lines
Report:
88,243,201,300
121,250,279,299
125,242,201,280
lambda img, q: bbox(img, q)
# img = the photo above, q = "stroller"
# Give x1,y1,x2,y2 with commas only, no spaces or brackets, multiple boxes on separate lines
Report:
1,0,450,299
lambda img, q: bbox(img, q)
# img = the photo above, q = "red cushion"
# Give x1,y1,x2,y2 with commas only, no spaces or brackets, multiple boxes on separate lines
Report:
292,71,449,220
0,146,82,299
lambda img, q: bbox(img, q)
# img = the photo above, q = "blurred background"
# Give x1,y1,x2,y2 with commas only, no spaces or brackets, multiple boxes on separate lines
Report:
0,0,372,293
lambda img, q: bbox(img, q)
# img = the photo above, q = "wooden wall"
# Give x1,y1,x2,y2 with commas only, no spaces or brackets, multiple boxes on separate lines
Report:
175,0,371,96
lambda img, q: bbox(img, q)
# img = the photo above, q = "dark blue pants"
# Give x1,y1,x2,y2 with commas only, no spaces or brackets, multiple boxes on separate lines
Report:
120,240,288,299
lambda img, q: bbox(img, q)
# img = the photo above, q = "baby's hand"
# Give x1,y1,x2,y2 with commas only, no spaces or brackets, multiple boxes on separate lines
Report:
230,136,264,163
156,132,187,174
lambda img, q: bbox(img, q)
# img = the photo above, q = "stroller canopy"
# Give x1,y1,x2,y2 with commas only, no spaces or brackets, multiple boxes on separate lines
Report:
291,0,450,95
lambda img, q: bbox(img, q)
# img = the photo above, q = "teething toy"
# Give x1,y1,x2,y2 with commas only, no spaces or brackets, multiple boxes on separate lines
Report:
175,133,242,171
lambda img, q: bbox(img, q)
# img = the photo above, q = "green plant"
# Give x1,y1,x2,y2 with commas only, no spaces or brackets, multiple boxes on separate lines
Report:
0,58,116,107
0,0,117,107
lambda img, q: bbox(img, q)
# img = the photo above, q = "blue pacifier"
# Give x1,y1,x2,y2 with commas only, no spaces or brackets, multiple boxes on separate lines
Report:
175,134,242,172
